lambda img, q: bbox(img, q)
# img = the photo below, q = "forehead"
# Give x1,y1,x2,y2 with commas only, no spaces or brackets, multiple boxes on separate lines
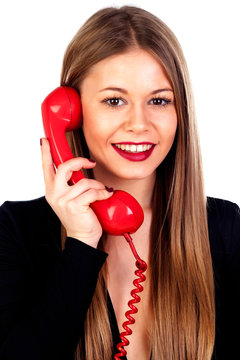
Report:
80,49,172,92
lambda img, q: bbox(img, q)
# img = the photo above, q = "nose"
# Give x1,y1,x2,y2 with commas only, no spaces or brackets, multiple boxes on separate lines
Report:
123,104,150,134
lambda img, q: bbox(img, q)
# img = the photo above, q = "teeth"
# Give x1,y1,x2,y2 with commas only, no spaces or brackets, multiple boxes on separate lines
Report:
115,144,153,153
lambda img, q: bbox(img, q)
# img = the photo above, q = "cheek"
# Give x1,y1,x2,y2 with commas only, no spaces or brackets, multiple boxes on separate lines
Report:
82,112,97,148
157,112,178,143
168,116,178,140
82,105,118,145
82,112,110,150
82,105,99,137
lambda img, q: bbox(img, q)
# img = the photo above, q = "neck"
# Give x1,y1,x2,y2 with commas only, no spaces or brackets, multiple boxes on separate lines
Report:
92,167,156,210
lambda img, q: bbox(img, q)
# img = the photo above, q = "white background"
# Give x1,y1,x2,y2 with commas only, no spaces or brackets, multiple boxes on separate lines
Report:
0,0,239,206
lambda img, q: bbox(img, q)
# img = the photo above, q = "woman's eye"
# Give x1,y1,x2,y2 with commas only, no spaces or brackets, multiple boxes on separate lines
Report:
102,97,125,107
150,97,171,106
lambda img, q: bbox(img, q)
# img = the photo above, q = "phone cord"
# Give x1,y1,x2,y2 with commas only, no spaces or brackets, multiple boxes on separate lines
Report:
113,232,147,360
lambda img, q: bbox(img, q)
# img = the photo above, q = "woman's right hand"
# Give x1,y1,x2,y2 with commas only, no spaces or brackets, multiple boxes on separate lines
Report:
40,138,113,248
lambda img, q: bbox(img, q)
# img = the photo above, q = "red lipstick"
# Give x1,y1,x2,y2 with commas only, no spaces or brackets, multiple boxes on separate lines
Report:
112,142,156,162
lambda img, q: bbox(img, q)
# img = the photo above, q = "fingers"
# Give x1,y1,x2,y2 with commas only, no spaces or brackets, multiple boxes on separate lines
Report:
58,179,113,210
40,137,112,206
40,137,97,193
61,178,106,200
41,137,55,187
56,157,96,186
71,187,114,207
40,137,113,246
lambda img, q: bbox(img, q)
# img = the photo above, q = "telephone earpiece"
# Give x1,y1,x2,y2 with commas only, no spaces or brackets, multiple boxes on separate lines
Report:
41,86,144,236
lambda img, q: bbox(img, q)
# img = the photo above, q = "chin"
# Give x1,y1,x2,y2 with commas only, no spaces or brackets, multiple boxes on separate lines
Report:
114,167,156,180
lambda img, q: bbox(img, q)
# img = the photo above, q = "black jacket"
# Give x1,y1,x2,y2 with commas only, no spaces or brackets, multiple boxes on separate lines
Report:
0,196,239,359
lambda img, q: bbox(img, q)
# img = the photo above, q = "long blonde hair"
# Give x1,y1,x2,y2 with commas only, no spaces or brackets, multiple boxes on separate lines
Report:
60,6,215,359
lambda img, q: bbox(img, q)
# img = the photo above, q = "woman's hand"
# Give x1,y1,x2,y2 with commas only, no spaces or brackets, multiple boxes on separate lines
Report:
40,138,113,248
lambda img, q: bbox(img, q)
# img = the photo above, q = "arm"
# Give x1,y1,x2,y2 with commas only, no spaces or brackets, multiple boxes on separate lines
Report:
0,201,107,360
211,199,240,359
224,201,240,326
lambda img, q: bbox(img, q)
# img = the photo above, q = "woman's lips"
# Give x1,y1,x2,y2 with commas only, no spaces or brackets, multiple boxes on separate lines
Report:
111,143,156,161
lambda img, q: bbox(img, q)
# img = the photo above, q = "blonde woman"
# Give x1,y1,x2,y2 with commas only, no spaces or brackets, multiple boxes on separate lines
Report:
0,6,239,360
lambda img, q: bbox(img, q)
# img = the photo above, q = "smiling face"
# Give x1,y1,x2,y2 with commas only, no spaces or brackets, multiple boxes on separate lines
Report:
80,48,178,184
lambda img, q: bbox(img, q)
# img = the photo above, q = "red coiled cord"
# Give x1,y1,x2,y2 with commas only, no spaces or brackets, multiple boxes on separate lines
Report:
113,233,147,360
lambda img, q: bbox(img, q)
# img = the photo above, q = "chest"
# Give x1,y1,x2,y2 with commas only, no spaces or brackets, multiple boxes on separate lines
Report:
108,267,152,360
105,215,152,358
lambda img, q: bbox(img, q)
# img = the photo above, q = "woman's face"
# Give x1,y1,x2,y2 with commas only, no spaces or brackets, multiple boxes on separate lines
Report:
80,48,177,182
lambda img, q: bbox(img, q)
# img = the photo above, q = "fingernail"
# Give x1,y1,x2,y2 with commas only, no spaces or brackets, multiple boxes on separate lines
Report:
88,159,96,163
40,138,43,146
105,186,114,192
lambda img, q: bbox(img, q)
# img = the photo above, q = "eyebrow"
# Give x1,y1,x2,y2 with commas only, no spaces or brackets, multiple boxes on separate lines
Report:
99,87,173,94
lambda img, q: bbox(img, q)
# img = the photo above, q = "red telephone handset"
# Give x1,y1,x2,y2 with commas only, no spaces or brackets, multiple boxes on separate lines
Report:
41,86,147,359
41,86,144,236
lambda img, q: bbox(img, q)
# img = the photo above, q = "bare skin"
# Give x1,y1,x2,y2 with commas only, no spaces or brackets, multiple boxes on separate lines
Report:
41,48,177,359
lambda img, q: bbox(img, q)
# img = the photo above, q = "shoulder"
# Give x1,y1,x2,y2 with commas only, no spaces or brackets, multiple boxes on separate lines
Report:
0,196,61,250
207,198,240,357
206,196,240,237
0,196,58,225
206,196,240,221
1,195,52,216
206,196,240,263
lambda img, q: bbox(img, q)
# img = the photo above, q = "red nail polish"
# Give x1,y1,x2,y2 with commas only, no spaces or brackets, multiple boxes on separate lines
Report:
40,138,43,146
88,159,96,163
105,186,114,192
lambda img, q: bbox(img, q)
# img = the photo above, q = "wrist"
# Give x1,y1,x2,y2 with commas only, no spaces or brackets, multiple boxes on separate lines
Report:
66,233,100,249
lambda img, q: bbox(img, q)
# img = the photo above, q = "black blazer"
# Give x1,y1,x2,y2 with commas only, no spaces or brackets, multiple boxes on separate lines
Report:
0,196,239,359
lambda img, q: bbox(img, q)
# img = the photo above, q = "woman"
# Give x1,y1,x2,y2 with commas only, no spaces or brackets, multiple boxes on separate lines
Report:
0,6,239,360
